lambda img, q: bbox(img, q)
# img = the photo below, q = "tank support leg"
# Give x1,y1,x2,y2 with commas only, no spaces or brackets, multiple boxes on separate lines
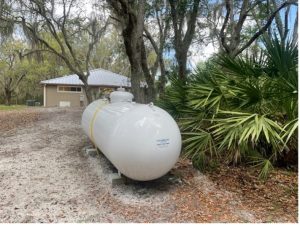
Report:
85,146,98,157
110,172,125,187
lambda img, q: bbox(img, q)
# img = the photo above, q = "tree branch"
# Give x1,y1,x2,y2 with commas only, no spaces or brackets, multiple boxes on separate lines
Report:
144,27,159,55
85,19,109,75
235,0,297,56
183,0,200,49
219,0,231,53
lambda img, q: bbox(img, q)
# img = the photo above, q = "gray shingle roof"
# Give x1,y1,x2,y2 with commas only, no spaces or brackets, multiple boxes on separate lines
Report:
40,68,132,87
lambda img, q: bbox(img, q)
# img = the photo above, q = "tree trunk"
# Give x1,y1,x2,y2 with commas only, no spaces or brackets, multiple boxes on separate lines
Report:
143,86,154,103
176,50,188,81
169,0,200,80
123,24,144,103
84,85,93,104
144,77,155,103
143,27,167,97
130,64,144,103
4,89,12,106
107,0,146,103
123,2,145,103
140,41,155,103
79,74,93,104
158,55,166,96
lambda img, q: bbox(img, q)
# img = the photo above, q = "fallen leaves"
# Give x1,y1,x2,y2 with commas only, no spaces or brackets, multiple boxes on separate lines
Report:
0,109,40,133
206,164,298,222
105,158,297,223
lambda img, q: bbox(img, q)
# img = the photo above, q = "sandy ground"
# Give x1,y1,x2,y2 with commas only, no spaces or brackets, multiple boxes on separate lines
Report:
0,107,296,222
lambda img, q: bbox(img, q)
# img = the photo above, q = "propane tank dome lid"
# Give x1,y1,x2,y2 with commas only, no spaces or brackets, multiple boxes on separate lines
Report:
110,87,134,103
117,87,125,92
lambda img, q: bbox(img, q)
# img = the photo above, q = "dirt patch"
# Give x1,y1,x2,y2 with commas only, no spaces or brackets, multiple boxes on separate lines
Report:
0,107,297,222
0,108,40,133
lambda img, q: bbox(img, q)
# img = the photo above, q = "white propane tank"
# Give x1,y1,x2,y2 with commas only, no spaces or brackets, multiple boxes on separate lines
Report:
81,89,182,181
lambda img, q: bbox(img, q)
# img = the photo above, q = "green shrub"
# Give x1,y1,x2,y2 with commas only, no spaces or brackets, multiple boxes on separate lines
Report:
159,37,298,179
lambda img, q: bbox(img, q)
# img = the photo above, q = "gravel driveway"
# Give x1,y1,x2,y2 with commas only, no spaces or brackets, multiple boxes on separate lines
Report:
0,108,121,222
0,108,181,222
0,107,295,222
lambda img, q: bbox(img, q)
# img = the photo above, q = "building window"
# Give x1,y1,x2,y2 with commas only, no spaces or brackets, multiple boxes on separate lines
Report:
57,86,82,93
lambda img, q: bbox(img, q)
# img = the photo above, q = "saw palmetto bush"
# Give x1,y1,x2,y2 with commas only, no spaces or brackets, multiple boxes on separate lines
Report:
159,38,298,179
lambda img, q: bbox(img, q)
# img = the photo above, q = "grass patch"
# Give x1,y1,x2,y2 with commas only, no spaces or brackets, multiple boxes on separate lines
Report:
0,105,27,111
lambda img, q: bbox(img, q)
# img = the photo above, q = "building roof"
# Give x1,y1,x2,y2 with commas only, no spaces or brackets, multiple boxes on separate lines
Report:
40,68,132,87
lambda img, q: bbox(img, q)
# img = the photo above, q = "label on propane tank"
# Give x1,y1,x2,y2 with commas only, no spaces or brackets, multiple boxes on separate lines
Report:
156,138,170,148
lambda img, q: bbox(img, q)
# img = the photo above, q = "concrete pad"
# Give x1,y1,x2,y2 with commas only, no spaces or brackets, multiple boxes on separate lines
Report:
110,173,125,187
86,148,98,157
